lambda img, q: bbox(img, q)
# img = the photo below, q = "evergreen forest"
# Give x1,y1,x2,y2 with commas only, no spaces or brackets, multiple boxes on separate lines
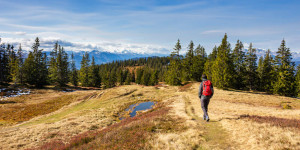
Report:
1,34,300,97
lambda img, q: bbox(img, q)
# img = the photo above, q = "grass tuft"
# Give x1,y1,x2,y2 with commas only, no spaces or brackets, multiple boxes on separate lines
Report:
240,115,300,129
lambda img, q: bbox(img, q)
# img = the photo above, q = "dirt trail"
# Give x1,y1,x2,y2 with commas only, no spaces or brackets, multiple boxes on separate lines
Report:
182,83,300,149
152,83,299,149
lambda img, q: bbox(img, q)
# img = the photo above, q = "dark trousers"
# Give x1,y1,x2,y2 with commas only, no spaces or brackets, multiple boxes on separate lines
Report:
200,96,210,118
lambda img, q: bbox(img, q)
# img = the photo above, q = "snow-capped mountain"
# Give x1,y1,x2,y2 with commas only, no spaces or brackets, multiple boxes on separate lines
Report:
245,48,300,66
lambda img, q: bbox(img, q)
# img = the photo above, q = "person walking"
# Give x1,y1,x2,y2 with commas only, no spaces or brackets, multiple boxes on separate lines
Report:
198,74,214,122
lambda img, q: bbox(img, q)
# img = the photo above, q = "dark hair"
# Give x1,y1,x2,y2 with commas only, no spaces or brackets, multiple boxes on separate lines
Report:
202,74,207,79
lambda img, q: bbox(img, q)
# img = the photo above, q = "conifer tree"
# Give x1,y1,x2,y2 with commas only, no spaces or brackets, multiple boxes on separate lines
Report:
171,39,181,59
211,34,234,89
232,40,246,89
182,41,194,81
23,52,35,85
70,53,78,86
261,49,275,92
117,68,124,85
48,42,58,84
244,43,258,90
149,70,159,85
58,46,69,86
131,71,135,83
192,44,207,81
0,43,10,84
166,39,182,85
273,40,295,96
295,65,300,97
141,68,151,86
16,44,24,84
257,56,264,91
204,46,217,81
48,43,69,87
79,52,90,87
125,70,132,85
89,56,101,87
23,37,48,87
136,68,143,84
8,45,18,84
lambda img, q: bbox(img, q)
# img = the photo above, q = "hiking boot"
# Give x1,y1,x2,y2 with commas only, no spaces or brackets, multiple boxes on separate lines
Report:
203,115,206,120
206,116,210,122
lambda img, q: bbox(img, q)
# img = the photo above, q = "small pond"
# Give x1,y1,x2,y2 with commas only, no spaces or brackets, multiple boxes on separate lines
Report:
120,101,156,120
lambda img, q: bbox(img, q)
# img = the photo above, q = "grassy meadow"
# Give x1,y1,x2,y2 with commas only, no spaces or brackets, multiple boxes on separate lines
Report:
0,83,299,149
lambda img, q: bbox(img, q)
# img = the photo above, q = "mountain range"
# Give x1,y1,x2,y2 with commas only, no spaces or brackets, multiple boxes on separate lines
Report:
16,48,300,68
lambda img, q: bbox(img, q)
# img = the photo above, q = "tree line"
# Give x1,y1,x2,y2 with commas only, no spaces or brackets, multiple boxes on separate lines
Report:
1,35,299,97
166,34,300,97
0,37,169,89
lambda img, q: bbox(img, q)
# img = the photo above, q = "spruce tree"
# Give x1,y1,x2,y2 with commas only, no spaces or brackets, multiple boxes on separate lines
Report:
295,65,300,97
273,40,295,96
16,44,24,84
23,37,48,87
182,41,194,81
8,45,18,84
57,46,69,86
149,70,159,85
257,56,264,91
48,43,69,87
136,68,143,84
141,68,151,86
192,44,206,81
70,53,78,86
211,34,234,89
48,42,58,84
166,39,182,85
261,49,275,92
244,43,258,90
0,44,10,84
23,52,35,85
204,46,217,81
232,40,246,89
117,68,124,85
125,70,132,85
79,52,90,87
89,56,101,87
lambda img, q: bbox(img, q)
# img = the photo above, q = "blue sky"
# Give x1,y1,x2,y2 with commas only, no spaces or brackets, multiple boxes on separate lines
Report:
0,0,299,54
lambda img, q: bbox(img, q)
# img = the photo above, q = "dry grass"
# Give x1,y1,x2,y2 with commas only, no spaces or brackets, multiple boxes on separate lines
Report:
213,88,300,109
178,82,194,92
33,103,186,150
0,85,176,150
240,115,300,130
1,82,300,150
0,90,96,126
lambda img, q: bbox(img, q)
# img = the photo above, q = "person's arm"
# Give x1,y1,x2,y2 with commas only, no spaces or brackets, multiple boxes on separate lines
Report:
210,83,214,97
198,82,203,98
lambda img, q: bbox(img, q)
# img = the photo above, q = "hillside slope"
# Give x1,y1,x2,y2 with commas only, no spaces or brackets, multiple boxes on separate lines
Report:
0,83,299,149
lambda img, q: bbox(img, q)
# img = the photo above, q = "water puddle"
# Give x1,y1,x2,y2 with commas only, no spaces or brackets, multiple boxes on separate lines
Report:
0,88,31,101
120,101,156,120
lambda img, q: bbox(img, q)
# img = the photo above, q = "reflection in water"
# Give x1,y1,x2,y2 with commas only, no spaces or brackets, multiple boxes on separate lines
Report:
120,101,155,120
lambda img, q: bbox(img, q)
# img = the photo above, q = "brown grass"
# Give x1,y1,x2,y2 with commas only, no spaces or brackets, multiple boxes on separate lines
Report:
0,90,96,125
32,103,186,150
213,88,300,109
179,82,194,92
1,83,300,150
240,115,300,130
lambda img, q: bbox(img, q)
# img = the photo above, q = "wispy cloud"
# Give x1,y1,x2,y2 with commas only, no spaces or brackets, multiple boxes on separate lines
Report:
0,37,170,54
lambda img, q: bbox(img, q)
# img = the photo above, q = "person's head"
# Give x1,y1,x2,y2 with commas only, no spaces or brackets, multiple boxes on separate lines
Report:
202,74,207,79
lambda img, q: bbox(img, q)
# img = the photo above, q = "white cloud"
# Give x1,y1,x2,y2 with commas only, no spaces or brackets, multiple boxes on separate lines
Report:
0,37,170,54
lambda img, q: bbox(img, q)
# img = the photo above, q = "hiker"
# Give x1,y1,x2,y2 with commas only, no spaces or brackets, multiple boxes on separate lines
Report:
198,74,214,122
